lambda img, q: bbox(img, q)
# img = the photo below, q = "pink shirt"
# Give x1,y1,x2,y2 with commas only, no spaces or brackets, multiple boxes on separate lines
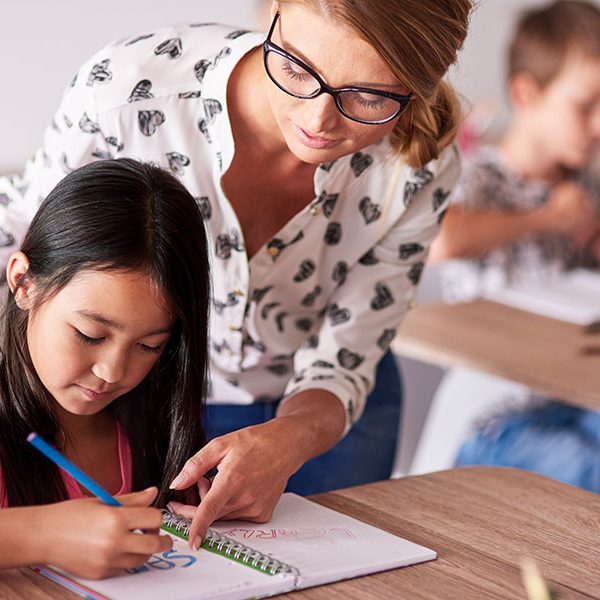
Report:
0,420,133,508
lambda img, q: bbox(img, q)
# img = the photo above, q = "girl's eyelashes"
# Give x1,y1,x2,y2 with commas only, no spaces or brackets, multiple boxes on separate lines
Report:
139,343,163,355
74,329,104,346
73,327,165,354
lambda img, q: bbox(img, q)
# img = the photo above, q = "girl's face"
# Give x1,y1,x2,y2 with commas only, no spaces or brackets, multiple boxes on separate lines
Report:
22,268,173,418
264,3,409,164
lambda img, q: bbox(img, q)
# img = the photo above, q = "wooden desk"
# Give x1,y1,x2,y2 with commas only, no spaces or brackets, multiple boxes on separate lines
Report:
392,299,600,410
2,467,599,599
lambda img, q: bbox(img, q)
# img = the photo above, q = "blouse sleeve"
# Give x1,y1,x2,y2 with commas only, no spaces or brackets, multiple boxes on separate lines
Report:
0,51,114,271
281,146,461,433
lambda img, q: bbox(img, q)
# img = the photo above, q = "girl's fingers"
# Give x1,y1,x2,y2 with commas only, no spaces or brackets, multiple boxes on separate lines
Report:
117,486,158,506
121,531,173,556
166,501,197,520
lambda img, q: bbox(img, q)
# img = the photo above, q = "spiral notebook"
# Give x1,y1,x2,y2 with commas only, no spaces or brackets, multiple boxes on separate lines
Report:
34,493,436,600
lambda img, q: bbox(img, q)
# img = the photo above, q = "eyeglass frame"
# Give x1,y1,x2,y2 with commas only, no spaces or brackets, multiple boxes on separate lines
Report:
262,12,413,125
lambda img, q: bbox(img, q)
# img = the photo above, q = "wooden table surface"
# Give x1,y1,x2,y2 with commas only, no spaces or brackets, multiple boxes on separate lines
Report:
3,467,599,599
392,299,600,410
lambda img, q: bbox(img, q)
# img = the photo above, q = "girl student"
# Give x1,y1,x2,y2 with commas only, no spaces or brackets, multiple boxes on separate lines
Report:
0,0,473,548
0,158,210,578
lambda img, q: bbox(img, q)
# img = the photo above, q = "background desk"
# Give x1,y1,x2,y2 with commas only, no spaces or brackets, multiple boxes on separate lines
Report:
2,467,599,599
392,299,600,411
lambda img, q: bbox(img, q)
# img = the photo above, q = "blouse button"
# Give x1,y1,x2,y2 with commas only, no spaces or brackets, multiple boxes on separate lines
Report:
309,206,321,216
228,324,241,332
407,299,417,310
233,289,244,297
267,247,280,258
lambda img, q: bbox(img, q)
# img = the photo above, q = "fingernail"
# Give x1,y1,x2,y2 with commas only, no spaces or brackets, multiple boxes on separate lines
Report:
166,502,177,513
169,473,185,489
194,536,203,551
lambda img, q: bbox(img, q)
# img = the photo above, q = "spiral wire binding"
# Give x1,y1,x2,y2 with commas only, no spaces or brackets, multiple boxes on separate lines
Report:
161,511,301,580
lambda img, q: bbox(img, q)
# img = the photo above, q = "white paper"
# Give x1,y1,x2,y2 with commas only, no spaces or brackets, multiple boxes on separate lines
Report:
485,269,600,326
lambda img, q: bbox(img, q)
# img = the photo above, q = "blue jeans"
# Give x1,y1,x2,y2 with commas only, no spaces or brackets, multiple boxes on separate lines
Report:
204,351,402,495
456,400,600,493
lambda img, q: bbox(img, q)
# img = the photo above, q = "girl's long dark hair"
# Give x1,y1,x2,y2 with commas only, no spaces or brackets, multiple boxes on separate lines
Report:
0,158,210,508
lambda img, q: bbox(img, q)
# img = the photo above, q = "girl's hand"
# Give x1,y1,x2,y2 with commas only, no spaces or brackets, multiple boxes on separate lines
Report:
40,486,172,579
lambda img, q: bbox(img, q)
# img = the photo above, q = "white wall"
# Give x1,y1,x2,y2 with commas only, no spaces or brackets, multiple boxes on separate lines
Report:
3,0,600,173
0,1,262,173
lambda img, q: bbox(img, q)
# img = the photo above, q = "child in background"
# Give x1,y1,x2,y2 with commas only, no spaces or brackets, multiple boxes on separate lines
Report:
0,158,210,577
431,0,600,298
429,1,600,492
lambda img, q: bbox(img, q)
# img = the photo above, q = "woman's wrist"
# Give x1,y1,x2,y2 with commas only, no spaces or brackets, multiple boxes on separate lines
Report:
275,390,346,467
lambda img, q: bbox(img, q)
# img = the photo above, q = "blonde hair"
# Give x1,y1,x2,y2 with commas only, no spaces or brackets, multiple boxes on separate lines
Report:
276,0,473,168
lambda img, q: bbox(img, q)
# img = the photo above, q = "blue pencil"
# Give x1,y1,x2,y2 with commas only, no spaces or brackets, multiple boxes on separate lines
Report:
27,432,122,507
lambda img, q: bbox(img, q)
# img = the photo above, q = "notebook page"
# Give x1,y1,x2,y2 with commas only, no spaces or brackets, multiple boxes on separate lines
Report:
210,493,436,589
58,536,295,600
485,269,600,325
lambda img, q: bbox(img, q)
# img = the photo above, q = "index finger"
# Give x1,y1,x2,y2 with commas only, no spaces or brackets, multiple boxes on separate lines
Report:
187,475,231,550
170,444,222,490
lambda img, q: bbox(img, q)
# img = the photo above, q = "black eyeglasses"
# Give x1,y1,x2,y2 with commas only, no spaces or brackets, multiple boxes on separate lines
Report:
262,12,412,125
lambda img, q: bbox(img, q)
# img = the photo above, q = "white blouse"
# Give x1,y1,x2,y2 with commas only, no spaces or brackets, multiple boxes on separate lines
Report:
0,23,460,432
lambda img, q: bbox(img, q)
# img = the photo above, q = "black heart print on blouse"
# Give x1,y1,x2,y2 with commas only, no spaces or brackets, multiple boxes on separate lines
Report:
350,152,373,177
105,136,124,152
79,113,100,134
293,259,316,282
261,302,281,320
399,243,424,259
154,38,183,59
327,303,351,326
242,333,266,353
166,151,190,174
337,348,364,370
371,282,394,310
195,196,212,220
304,335,319,349
324,222,342,245
252,286,273,305
128,79,154,103
275,311,288,332
359,197,381,224
92,149,111,160
403,167,434,206
295,318,312,332
266,364,290,377
312,360,335,369
0,227,15,247
432,188,451,212
377,328,396,350
87,59,112,86
225,30,251,39
301,285,322,307
125,33,155,46
358,249,379,265
408,262,424,285
332,261,348,286
138,110,166,136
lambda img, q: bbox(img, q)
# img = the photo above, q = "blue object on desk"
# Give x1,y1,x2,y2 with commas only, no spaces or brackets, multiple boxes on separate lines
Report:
27,432,122,506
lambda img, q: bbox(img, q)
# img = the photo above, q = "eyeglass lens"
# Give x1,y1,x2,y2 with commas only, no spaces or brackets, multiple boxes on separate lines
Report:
265,50,403,123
